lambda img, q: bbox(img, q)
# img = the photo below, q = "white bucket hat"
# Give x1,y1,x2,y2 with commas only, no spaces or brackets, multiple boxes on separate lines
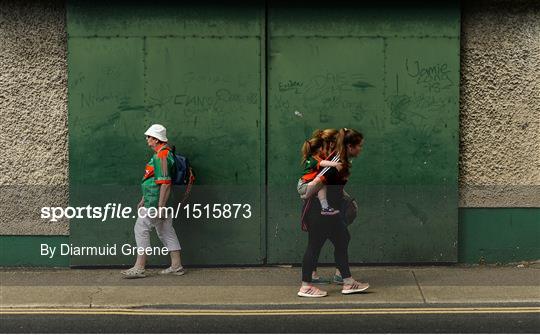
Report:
144,124,168,142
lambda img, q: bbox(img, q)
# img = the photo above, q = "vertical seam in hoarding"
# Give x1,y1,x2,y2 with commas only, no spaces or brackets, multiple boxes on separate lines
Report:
142,36,147,107
260,1,268,264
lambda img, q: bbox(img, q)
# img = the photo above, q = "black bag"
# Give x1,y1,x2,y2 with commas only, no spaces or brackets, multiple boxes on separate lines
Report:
341,193,358,226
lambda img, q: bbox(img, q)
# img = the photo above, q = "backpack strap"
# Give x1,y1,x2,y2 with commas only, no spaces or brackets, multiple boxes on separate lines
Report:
180,167,196,204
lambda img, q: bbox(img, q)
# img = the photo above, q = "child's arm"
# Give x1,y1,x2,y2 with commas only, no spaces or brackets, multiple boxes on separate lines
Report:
319,159,342,169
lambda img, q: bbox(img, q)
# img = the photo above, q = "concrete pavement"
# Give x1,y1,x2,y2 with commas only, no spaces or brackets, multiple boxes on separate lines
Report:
1,265,539,308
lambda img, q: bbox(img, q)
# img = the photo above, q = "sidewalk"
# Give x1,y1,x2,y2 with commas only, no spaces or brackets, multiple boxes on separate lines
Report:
1,265,539,308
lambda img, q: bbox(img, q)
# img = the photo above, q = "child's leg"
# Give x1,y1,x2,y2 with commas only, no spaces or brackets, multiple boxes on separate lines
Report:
317,185,330,209
297,179,308,196
317,185,340,215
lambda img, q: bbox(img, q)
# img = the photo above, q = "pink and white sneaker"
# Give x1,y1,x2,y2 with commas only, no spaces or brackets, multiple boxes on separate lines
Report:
342,280,369,294
297,285,328,298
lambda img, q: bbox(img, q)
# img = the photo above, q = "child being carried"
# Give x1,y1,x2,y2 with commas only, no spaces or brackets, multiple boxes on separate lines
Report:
297,134,342,216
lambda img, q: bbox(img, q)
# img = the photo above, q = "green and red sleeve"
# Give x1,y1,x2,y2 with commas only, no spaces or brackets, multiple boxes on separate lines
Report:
154,149,173,185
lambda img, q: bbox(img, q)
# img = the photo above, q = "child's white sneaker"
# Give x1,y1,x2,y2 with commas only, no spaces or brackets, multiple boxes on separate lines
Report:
321,207,340,215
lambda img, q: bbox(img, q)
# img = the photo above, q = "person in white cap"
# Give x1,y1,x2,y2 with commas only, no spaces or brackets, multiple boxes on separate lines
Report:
121,124,185,278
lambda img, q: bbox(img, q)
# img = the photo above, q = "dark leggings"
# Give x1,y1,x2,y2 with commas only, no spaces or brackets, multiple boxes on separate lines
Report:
301,218,352,283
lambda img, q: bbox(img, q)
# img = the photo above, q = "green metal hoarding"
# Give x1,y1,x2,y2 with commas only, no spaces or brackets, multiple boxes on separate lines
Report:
266,3,460,263
68,1,265,265
68,1,459,266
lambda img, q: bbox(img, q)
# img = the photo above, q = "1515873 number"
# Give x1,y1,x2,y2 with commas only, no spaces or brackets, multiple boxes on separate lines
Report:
182,204,252,219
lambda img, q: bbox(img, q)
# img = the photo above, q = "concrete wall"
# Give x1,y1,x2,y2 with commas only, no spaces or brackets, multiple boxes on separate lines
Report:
0,0,69,235
460,0,540,207
0,1,538,236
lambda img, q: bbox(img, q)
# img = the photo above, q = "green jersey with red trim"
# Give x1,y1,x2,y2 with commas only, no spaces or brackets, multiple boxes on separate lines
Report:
141,144,174,208
301,155,322,182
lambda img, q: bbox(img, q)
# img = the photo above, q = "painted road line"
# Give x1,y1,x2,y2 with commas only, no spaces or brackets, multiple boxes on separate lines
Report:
1,307,539,316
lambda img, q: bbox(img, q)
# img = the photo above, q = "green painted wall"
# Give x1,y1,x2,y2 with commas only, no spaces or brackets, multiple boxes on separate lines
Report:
458,208,540,264
0,236,70,267
267,3,460,263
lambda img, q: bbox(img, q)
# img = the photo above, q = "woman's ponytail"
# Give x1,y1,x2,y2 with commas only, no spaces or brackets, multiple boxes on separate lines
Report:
336,127,364,174
336,128,348,165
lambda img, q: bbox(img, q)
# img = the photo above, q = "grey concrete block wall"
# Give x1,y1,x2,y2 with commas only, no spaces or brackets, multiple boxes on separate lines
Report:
0,1,538,235
459,0,540,207
0,0,69,235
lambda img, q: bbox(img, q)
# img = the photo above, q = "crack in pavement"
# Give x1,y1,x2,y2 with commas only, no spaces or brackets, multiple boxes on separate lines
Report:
412,270,427,303
89,287,103,308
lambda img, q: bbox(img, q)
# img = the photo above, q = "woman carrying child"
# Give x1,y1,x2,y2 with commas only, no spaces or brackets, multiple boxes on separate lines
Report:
297,128,369,298
303,128,345,284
